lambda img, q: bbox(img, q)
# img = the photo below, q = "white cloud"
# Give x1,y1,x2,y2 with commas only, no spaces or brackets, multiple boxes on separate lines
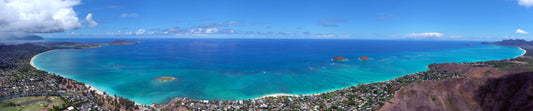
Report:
401,32,461,40
0,0,92,38
135,29,146,35
189,28,220,34
518,0,533,7
315,34,335,38
204,28,218,33
315,34,350,38
406,32,444,38
67,31,75,36
85,13,98,28
162,27,235,35
515,29,529,34
120,13,139,18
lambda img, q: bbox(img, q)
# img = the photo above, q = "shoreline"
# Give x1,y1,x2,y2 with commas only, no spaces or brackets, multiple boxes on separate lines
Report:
256,91,331,99
30,49,107,99
254,77,398,99
518,47,527,57
29,50,54,70
30,49,148,107
28,45,528,105
254,46,528,100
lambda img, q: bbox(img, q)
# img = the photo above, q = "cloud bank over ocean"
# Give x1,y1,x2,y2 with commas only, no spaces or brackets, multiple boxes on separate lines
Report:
0,0,96,39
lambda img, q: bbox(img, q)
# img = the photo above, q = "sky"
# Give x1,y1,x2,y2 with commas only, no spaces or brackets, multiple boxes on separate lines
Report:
1,0,533,41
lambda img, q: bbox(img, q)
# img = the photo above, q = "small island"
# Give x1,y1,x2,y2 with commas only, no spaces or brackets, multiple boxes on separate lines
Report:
157,77,176,82
359,55,370,60
332,55,348,61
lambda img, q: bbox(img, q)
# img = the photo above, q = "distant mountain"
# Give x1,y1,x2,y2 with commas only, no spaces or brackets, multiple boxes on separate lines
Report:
6,35,44,40
104,40,140,45
488,39,533,47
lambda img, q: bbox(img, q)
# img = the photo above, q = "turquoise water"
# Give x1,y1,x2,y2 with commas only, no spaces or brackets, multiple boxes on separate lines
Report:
32,38,524,104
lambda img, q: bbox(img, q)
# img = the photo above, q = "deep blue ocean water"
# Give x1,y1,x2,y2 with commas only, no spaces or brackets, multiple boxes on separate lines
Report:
32,38,524,104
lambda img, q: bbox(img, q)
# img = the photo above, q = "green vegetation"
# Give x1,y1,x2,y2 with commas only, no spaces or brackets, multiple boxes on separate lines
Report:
0,96,64,111
468,56,533,73
0,102,17,111
3,96,45,103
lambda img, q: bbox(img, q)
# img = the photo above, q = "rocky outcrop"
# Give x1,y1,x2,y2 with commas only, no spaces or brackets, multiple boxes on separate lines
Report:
380,78,486,111
380,63,533,111
359,55,370,60
380,61,533,111
332,55,347,61
475,72,533,111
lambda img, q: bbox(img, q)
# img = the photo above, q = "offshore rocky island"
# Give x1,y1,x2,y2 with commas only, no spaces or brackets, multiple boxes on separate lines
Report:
156,77,176,82
1,39,533,110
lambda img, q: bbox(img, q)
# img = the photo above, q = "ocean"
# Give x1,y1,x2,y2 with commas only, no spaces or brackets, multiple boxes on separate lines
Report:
32,38,524,104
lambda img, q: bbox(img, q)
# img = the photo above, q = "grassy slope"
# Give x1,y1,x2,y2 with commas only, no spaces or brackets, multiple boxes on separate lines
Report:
0,96,65,111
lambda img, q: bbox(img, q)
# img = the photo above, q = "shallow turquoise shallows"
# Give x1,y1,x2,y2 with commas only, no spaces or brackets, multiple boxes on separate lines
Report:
33,38,524,104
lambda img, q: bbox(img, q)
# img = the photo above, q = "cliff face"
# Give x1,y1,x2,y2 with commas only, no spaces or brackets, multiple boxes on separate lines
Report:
380,59,533,111
380,78,485,111
380,40,533,111
475,72,533,111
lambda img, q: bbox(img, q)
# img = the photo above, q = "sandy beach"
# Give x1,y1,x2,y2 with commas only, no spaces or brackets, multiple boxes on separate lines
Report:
29,50,53,69
258,93,316,99
30,49,106,97
519,47,527,57
256,86,350,99
30,49,150,106
84,84,104,95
